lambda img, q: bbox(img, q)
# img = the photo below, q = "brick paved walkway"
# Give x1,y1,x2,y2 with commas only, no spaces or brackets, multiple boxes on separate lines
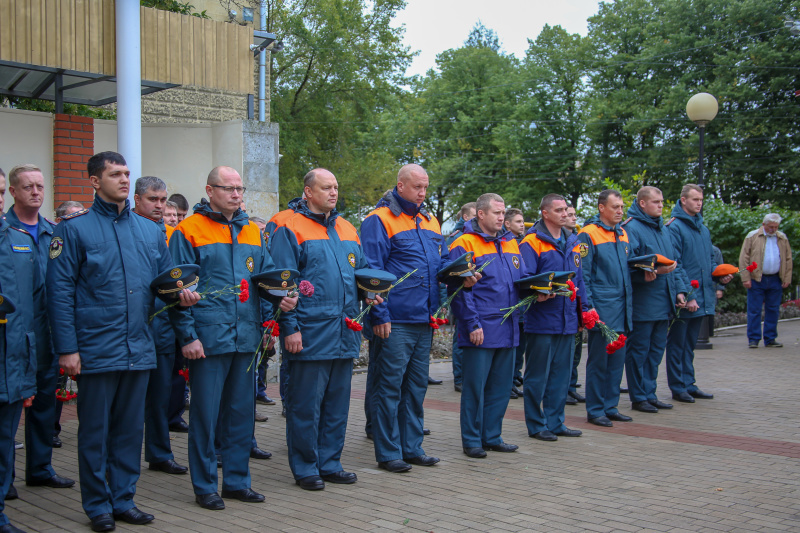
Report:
7,320,799,532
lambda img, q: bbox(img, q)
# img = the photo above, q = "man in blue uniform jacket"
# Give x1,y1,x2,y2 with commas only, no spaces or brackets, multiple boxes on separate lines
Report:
4,164,75,491
449,193,522,459
0,215,42,533
46,152,200,532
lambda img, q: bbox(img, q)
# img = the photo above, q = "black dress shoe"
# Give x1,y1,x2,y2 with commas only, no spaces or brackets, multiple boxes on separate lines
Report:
404,455,440,466
484,442,518,452
607,412,632,422
0,523,26,533
90,513,115,532
365,433,373,440
509,389,519,399
216,455,222,468
513,376,523,387
149,459,188,475
26,474,75,488
554,428,582,437
748,342,759,349
568,390,586,403
423,428,431,435
463,447,487,458
113,507,154,525
511,386,523,397
565,396,578,405
649,399,673,409
221,487,265,502
531,431,558,442
689,389,714,399
632,401,658,413
672,392,695,403
320,471,358,484
378,459,412,473
195,492,225,510
250,447,272,459
588,416,613,427
52,435,62,448
620,386,629,393
765,341,783,348
427,376,443,385
168,420,189,433
454,383,462,393
4,484,17,500
256,393,276,405
296,475,325,490
281,405,287,417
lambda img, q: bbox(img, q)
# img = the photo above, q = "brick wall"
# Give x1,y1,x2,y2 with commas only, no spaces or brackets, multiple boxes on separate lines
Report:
53,114,95,210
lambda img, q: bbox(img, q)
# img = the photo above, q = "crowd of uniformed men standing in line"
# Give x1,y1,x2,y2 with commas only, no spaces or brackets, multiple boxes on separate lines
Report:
0,152,733,532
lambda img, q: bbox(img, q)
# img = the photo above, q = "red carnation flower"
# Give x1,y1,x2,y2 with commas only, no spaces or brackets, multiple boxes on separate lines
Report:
582,309,600,329
263,320,280,337
240,279,249,290
345,317,363,332
178,367,189,383
299,280,315,297
690,280,700,289
746,262,757,273
59,368,65,376
429,316,441,329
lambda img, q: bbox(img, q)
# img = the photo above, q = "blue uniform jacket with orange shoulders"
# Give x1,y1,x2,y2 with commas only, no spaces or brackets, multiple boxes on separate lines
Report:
577,215,633,334
169,199,274,356
361,189,446,325
268,200,368,361
448,220,523,349
519,221,587,335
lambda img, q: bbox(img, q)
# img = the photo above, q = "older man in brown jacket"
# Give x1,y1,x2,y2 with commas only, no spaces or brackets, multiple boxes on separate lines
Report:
739,213,793,348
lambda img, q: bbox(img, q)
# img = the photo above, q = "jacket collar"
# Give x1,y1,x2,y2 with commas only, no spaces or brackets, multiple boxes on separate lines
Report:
92,193,130,220
193,198,249,229
627,201,662,229
585,213,623,235
5,205,54,235
376,188,432,220
464,218,514,243
670,201,703,230
293,199,340,228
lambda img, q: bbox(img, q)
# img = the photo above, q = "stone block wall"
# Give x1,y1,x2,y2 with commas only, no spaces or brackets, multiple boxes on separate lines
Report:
137,85,251,124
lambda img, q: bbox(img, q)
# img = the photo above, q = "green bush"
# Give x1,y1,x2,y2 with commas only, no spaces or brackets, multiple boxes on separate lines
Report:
703,201,800,313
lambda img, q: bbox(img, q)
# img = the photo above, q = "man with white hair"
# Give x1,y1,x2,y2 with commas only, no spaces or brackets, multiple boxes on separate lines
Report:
739,213,793,348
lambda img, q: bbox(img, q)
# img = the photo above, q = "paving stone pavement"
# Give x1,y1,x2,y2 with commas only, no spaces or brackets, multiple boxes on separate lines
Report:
7,320,800,532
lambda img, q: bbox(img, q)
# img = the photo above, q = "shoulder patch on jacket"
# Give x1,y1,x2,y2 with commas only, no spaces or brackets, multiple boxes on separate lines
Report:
61,208,89,221
664,217,675,226
621,217,632,226
578,242,589,257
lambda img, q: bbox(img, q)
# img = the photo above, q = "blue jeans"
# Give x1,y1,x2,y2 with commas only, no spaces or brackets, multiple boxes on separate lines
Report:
523,333,572,434
747,274,782,344
460,346,514,448
585,331,626,420
371,324,431,463
625,320,668,403
666,316,704,395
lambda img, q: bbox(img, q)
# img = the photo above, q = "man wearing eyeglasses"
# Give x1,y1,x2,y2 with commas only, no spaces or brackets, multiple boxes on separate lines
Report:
169,166,297,511
4,164,76,493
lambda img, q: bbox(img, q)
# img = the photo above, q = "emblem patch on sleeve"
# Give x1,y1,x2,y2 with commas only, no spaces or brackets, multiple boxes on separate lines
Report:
347,253,356,267
246,256,254,272
574,253,581,268
578,242,589,258
512,256,520,269
49,237,64,259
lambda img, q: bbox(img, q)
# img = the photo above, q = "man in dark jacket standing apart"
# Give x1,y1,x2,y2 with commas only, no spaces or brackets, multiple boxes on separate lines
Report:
269,169,378,491
577,189,633,428
361,164,455,473
622,186,683,413
450,193,522,458
519,194,587,441
5,164,75,490
170,166,295,510
47,152,200,532
665,184,732,403
0,214,41,533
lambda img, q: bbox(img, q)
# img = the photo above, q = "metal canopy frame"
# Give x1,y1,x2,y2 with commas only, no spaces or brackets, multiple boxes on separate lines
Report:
0,60,178,111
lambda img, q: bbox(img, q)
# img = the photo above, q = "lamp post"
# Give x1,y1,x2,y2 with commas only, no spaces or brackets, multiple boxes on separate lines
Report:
686,92,718,349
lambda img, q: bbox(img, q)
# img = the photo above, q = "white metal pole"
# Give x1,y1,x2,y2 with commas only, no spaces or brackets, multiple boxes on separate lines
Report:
116,0,142,202
258,1,267,122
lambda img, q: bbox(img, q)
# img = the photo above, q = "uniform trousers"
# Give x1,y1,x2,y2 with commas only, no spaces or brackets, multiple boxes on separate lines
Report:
666,316,704,395
0,400,23,526
460,346,514,448
24,355,58,482
569,333,582,393
513,323,527,383
286,358,352,480
363,335,378,437
747,274,782,345
76,370,149,519
144,352,176,463
523,333,572,434
451,319,463,386
187,353,254,495
585,330,626,420
625,320,668,403
371,324,430,463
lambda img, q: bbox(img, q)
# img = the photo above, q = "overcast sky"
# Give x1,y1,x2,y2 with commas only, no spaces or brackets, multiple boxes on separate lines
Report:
393,0,602,77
